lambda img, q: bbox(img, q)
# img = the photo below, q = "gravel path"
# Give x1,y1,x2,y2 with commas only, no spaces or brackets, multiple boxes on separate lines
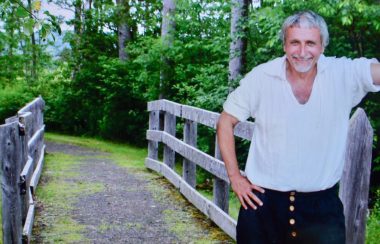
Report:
32,141,233,243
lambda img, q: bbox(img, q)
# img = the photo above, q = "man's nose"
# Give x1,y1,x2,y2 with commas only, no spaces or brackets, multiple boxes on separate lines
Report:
299,44,306,57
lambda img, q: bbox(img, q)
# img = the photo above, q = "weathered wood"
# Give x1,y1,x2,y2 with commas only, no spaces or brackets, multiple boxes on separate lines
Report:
148,111,160,160
182,105,219,129
5,116,18,124
22,202,35,244
213,137,229,213
20,156,33,223
339,108,373,244
18,112,33,142
183,119,197,188
18,96,45,136
145,157,237,240
151,100,254,140
234,121,254,140
30,145,46,195
163,112,176,169
0,122,23,244
147,130,229,182
147,99,181,117
17,114,30,223
28,125,45,171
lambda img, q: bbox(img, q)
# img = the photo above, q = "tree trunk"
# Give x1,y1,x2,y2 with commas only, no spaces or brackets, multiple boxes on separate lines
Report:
72,0,83,80
116,0,132,61
228,0,248,93
28,0,37,82
160,0,176,99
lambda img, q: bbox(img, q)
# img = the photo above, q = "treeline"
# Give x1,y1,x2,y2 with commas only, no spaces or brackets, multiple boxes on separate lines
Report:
0,1,380,182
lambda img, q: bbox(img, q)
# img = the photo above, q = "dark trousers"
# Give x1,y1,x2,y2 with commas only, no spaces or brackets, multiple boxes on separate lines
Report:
236,186,346,244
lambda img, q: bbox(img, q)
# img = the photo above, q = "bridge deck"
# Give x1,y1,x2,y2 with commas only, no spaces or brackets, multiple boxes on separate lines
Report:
31,138,233,243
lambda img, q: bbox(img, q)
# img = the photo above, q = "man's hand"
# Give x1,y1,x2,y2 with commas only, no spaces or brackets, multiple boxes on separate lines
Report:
230,174,265,210
217,111,265,210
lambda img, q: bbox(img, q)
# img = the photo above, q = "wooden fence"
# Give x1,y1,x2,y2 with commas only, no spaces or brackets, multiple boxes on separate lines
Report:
0,96,46,244
146,99,373,243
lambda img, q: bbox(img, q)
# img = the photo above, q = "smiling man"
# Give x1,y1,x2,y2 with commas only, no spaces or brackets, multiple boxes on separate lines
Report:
217,10,380,243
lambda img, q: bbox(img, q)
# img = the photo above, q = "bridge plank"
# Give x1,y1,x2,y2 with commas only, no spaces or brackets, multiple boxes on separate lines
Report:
30,145,46,195
147,130,229,182
22,199,35,244
145,157,237,240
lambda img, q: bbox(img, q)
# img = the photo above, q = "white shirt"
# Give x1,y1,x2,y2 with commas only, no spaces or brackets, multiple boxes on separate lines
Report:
223,55,379,192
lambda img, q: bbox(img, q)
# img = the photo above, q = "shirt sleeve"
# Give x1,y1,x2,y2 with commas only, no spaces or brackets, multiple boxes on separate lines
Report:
223,70,260,121
350,57,380,107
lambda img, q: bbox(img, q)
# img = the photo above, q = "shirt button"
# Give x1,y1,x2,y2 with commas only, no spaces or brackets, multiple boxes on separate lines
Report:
291,231,297,237
289,205,295,211
289,219,295,225
290,196,295,202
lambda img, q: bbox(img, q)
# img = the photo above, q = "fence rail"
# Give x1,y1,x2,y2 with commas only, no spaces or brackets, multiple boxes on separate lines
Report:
0,96,45,244
146,99,373,243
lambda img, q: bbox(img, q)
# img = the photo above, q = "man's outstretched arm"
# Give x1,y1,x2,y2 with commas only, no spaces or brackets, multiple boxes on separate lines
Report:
371,63,380,85
216,111,264,210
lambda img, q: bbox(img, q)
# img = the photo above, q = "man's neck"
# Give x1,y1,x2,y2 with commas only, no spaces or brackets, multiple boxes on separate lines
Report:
286,61,318,85
285,61,318,104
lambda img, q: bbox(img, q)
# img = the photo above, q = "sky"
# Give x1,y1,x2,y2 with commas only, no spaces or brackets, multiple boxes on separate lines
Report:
41,0,74,31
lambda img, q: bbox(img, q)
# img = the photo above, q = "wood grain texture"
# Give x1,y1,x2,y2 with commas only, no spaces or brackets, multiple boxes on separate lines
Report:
0,122,23,244
147,130,229,182
339,108,373,244
182,119,197,188
145,157,237,240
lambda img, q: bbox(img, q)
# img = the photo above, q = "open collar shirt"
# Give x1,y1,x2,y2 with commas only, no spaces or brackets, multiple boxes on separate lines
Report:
223,54,379,192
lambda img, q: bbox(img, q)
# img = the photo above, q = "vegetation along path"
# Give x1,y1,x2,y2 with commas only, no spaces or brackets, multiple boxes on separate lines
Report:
31,133,233,243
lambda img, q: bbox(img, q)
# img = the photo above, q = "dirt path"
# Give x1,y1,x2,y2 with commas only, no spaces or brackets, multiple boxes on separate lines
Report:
32,140,233,243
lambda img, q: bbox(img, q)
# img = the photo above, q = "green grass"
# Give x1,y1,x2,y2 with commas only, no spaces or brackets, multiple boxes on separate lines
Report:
45,132,147,169
33,149,104,243
366,189,380,243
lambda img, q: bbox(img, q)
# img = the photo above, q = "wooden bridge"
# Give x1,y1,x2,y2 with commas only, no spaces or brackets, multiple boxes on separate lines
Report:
0,97,374,243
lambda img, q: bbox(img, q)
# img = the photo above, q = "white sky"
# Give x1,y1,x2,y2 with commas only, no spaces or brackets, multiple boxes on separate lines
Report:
40,0,74,31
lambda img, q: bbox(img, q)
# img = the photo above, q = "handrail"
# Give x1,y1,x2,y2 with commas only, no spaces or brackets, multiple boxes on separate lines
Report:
146,99,373,243
0,96,46,244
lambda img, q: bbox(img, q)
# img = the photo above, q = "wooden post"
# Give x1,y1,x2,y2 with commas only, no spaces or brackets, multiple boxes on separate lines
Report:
183,119,197,188
0,122,23,244
163,112,176,169
213,136,229,213
148,111,159,160
18,114,29,224
339,108,373,244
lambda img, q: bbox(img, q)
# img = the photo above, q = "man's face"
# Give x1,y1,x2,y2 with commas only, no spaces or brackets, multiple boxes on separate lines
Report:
283,26,324,74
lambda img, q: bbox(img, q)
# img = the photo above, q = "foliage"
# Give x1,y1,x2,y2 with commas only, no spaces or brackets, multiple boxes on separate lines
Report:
367,189,380,243
0,81,34,122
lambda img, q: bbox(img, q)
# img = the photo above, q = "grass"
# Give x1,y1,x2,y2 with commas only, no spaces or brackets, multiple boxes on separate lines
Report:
32,147,104,243
367,189,380,243
45,133,147,169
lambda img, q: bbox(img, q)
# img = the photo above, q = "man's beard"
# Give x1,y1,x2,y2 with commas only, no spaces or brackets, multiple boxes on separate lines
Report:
289,55,315,73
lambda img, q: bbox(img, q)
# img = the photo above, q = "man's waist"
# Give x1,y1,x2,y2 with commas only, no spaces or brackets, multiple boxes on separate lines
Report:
262,184,339,197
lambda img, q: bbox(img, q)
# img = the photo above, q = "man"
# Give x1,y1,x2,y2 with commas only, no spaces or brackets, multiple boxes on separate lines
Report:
217,10,380,243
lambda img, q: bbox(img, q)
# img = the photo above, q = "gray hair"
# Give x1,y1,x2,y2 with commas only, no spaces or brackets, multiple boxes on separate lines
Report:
280,10,329,48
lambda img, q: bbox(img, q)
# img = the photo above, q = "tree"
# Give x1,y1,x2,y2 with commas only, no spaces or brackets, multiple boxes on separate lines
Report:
228,0,248,93
116,0,132,61
160,0,176,99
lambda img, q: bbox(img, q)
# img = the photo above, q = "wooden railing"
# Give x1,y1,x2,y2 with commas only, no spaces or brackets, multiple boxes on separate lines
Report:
0,96,46,244
146,99,373,243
